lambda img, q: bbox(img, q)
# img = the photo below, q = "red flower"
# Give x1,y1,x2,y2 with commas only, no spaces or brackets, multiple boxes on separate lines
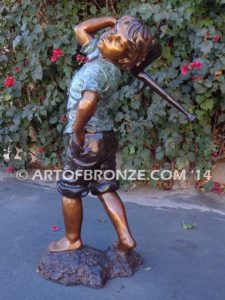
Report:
195,180,203,188
6,166,14,173
50,48,63,62
211,151,219,158
13,66,20,72
59,116,66,123
38,147,46,154
50,55,58,62
53,49,63,57
213,35,220,42
181,64,189,75
191,61,203,69
4,76,15,87
76,54,88,63
212,182,224,193
51,224,60,232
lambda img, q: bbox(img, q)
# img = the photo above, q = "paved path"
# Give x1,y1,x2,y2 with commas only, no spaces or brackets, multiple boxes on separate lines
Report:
0,179,225,300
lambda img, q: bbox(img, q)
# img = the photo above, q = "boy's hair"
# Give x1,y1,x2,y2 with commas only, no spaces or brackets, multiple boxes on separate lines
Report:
117,16,153,71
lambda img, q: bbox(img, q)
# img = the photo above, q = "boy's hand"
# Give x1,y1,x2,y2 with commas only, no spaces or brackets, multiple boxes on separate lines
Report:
73,91,100,146
74,129,85,147
74,17,117,46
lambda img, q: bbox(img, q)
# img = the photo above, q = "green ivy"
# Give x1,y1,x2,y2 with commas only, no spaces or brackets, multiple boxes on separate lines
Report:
0,0,224,177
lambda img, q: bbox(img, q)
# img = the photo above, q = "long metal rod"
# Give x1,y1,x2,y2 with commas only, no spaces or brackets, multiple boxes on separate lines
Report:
137,71,196,122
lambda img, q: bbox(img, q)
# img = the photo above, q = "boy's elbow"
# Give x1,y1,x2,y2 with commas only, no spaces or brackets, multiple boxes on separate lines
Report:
74,25,80,36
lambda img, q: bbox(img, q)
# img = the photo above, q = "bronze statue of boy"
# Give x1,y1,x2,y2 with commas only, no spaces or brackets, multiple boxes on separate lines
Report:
48,16,153,253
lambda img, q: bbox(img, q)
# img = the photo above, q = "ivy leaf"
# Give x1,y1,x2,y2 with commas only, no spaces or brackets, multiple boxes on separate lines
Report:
57,124,63,133
156,151,164,160
144,266,152,272
13,35,22,50
49,116,58,124
13,114,21,125
32,63,43,81
218,113,225,124
202,180,214,191
90,6,97,15
182,222,197,230
39,109,47,116
129,146,135,155
98,218,106,223
34,24,42,34
200,41,213,54
162,46,171,60
4,94,11,101
196,95,204,104
219,82,225,94
160,25,168,38
0,54,8,62
131,99,140,110
176,157,189,170
200,99,213,110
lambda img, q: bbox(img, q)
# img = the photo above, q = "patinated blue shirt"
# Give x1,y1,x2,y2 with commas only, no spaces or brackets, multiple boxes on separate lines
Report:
64,38,122,134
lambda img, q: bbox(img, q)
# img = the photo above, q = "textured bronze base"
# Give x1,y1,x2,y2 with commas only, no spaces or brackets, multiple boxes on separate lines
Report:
37,245,143,288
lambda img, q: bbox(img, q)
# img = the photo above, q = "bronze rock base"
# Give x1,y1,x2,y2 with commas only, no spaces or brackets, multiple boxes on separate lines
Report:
37,245,143,288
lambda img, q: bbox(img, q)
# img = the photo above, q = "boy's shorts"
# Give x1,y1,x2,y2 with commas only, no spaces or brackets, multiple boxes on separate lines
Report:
57,130,120,198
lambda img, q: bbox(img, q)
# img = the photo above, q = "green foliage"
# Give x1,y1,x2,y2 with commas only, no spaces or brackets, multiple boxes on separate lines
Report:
182,221,197,230
112,0,225,177
0,0,224,175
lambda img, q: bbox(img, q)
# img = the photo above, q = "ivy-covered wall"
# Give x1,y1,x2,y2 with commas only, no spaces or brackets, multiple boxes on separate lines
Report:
0,0,224,179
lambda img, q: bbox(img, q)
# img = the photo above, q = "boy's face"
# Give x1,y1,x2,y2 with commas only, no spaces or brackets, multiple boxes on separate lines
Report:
98,20,130,61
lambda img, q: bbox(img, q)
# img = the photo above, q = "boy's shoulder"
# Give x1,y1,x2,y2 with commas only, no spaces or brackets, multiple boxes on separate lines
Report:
81,38,99,58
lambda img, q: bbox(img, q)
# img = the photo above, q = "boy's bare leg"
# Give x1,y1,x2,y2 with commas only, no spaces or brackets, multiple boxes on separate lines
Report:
98,191,136,252
49,195,83,252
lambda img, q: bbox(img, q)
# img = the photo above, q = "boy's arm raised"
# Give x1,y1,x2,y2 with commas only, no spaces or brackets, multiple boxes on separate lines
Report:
74,16,117,46
73,91,100,146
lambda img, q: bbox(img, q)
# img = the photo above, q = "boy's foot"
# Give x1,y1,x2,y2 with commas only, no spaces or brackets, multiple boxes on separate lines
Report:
116,236,137,253
48,237,83,252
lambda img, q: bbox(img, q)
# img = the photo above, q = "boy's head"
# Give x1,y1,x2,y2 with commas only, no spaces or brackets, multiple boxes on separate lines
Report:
98,16,153,71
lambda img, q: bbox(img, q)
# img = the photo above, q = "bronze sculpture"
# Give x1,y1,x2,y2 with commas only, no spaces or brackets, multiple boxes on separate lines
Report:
48,15,155,253
38,15,196,287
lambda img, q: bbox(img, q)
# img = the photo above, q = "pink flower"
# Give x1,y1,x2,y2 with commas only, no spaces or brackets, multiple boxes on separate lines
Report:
6,166,14,173
37,147,46,154
76,54,88,63
53,49,63,57
51,225,60,232
181,64,189,75
59,116,66,123
211,151,219,158
50,48,63,62
191,61,203,69
211,182,224,193
4,76,15,87
213,35,220,42
50,55,58,62
13,66,20,72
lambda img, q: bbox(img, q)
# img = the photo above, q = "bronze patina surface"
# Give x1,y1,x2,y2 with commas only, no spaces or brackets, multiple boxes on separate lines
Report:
38,15,196,288
37,245,142,288
48,15,153,254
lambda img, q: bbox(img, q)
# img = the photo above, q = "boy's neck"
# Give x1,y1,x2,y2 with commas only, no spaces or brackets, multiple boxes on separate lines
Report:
97,53,124,71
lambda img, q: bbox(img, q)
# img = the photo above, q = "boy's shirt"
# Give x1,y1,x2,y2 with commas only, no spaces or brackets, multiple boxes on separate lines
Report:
64,38,122,134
